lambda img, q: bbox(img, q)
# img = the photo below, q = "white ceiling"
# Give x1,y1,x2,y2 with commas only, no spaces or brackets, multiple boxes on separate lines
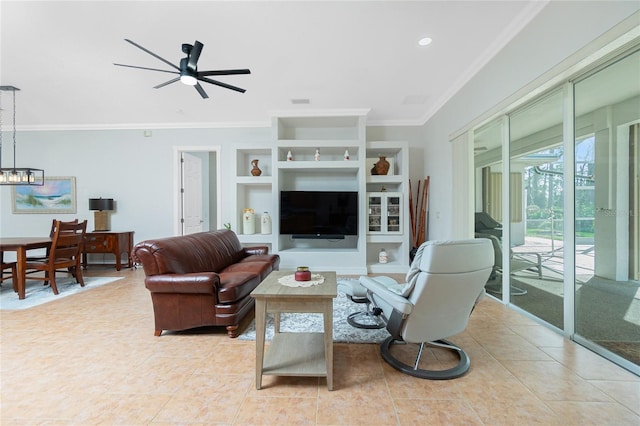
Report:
0,1,547,130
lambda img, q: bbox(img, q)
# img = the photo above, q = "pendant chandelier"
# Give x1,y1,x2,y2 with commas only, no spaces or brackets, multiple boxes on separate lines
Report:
0,86,44,185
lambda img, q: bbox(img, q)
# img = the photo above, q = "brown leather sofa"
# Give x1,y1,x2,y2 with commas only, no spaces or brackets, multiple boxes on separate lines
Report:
133,229,279,338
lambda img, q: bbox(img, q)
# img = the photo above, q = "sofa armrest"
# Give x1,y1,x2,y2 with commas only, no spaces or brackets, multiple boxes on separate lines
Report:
145,272,220,295
243,246,269,256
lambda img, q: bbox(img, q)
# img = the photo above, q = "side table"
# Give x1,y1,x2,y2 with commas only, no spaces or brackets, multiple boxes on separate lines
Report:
251,270,337,390
82,231,134,271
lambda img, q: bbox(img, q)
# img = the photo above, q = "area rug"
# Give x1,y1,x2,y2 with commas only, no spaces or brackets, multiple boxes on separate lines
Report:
0,276,123,310
238,292,390,344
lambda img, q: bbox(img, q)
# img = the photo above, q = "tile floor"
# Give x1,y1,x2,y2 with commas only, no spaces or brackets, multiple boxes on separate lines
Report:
1,267,638,425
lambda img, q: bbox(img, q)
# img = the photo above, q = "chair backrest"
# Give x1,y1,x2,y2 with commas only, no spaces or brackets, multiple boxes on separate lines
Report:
475,212,502,230
49,219,79,238
49,220,87,261
401,239,494,343
480,233,502,268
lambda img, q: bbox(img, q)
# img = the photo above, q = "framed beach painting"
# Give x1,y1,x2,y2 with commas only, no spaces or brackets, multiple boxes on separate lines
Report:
11,176,77,214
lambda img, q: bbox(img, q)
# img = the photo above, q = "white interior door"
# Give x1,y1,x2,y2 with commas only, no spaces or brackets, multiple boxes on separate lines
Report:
182,152,204,235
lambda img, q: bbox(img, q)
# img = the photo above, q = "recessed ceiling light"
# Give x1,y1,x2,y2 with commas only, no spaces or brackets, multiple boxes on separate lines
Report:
418,37,433,46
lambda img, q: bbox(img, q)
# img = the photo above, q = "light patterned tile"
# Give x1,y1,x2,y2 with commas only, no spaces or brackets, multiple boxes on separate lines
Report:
316,392,398,425
383,363,463,400
394,399,482,425
541,344,640,381
502,360,614,402
546,401,640,425
248,375,320,397
460,377,561,425
234,396,317,425
155,391,246,424
1,267,638,426
589,380,640,415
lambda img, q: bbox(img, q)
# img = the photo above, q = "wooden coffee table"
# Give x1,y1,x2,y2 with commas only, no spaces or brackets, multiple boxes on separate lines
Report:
251,270,337,390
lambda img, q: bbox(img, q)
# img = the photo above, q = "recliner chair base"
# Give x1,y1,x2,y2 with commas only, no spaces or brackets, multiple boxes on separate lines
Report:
380,337,470,380
347,308,385,329
339,278,385,329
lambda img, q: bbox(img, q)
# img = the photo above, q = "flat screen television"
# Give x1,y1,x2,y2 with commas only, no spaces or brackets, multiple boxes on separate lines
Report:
280,191,358,239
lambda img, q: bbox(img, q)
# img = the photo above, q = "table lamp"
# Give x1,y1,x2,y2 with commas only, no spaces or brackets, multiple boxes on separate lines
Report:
89,198,115,231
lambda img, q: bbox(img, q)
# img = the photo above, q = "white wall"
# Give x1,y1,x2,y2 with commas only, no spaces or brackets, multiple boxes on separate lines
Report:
0,127,270,249
0,125,427,254
422,1,639,240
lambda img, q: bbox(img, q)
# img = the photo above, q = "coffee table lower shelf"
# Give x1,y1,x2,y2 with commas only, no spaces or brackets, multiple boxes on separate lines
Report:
263,332,327,376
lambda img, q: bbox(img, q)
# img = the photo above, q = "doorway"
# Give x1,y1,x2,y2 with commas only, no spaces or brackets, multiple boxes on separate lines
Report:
175,147,221,236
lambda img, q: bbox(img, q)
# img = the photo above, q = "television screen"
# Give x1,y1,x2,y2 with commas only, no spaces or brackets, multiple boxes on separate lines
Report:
280,191,358,238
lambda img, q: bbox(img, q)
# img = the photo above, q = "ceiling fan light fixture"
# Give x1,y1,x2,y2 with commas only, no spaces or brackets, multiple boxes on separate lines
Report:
115,39,250,98
180,74,198,86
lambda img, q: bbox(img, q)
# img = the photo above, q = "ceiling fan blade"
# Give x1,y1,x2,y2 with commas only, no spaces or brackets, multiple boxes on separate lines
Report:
187,41,203,72
114,63,179,75
194,83,209,99
124,39,179,71
198,76,246,93
154,77,180,89
198,69,251,76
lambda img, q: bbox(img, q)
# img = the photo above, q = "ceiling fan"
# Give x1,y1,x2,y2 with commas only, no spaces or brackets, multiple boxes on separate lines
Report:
114,39,250,99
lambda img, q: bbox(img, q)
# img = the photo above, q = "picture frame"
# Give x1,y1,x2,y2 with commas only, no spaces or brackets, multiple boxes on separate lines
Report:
367,157,395,176
11,176,77,214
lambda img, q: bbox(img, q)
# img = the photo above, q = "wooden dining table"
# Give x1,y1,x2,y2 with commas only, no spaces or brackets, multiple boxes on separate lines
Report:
0,237,52,299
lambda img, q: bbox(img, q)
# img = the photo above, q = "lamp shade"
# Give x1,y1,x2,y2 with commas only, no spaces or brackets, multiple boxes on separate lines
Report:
89,198,114,211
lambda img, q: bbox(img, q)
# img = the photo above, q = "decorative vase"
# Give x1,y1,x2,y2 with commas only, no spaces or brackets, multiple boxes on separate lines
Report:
379,248,388,264
250,159,262,176
314,148,320,161
261,212,272,234
242,208,255,234
374,155,390,175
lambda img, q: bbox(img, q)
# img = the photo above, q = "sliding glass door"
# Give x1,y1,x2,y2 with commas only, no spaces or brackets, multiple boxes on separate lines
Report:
573,50,640,368
472,47,640,373
508,90,565,329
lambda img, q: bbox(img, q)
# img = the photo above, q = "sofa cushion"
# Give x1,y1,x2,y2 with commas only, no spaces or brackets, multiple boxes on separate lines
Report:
217,271,261,304
238,254,280,271
222,261,273,281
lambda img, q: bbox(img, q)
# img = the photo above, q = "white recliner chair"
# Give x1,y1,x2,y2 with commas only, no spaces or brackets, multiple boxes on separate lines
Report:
359,238,494,379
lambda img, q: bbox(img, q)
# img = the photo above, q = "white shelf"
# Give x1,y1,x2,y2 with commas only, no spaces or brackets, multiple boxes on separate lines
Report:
277,161,361,171
366,175,403,184
263,333,327,376
236,176,273,185
237,234,273,244
367,235,406,243
277,140,361,148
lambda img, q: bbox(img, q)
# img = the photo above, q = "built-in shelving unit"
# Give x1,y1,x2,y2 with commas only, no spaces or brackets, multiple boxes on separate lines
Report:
273,113,367,274
231,113,410,274
233,145,275,249
365,141,410,273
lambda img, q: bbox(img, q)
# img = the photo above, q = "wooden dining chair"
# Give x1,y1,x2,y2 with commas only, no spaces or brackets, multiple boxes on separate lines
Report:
24,220,88,295
26,219,80,262
1,251,18,292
